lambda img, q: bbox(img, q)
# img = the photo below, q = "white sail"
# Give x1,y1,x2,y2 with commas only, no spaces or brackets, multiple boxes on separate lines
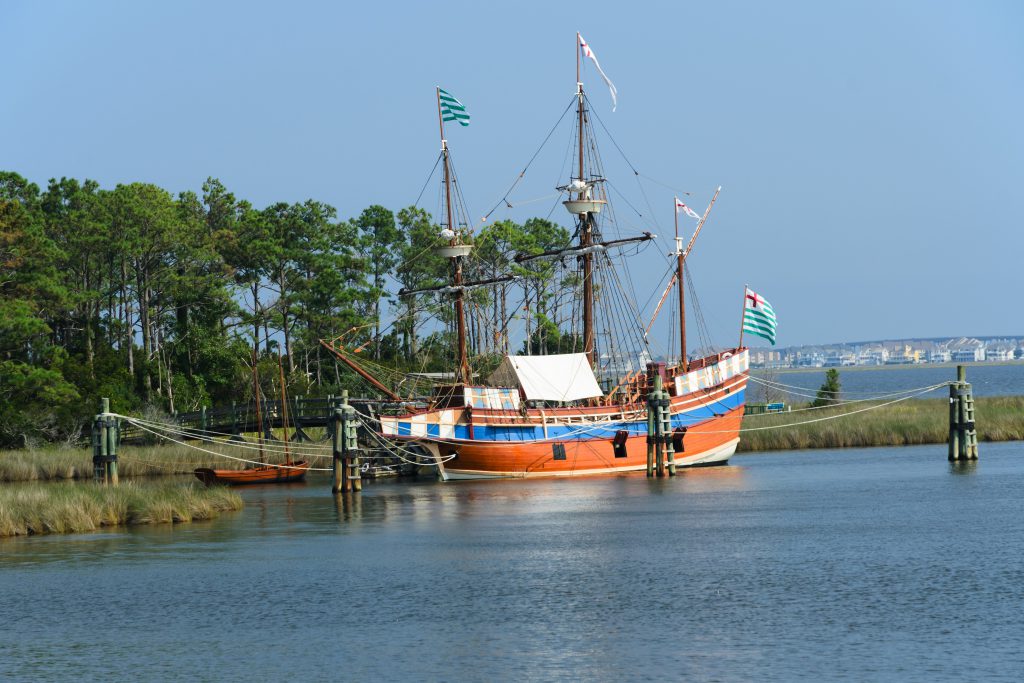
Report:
489,353,603,402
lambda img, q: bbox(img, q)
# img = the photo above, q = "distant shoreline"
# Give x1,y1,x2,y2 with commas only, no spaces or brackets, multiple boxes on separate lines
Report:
736,396,1024,452
754,360,1024,376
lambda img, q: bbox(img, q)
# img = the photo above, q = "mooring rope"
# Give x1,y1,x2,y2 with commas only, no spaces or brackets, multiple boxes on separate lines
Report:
118,413,453,470
117,414,335,458
700,382,947,434
744,377,950,410
749,373,948,396
356,421,458,466
120,417,334,471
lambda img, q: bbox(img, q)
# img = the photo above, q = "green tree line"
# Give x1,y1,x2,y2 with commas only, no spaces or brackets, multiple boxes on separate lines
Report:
0,172,573,447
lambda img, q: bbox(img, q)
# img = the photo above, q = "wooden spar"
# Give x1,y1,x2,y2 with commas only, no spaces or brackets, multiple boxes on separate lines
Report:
576,31,580,85
251,344,265,464
319,339,402,401
399,274,515,296
645,188,722,336
276,348,292,466
645,273,676,335
437,86,471,385
578,72,595,367
738,284,748,348
676,198,686,369
681,186,721,261
514,233,654,263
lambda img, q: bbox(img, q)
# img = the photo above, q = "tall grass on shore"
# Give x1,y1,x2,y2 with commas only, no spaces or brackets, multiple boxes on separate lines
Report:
737,396,1024,452
0,481,243,537
0,440,322,483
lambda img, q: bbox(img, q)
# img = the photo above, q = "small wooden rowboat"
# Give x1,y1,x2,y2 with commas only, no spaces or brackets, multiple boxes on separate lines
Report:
194,461,310,486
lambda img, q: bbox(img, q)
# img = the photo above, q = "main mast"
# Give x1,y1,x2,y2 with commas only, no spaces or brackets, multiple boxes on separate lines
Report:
577,33,595,367
436,87,471,385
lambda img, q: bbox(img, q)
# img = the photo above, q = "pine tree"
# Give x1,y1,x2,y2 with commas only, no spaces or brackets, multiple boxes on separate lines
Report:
813,368,841,407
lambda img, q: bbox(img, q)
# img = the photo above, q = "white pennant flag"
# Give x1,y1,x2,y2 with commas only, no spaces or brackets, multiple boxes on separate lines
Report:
578,33,618,111
675,197,700,220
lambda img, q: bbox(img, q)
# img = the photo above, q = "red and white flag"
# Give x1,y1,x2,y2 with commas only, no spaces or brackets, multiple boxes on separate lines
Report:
675,197,700,220
578,33,618,111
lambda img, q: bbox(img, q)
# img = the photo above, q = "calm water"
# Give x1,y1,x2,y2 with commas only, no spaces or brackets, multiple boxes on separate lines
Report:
755,362,1024,401
4,443,1024,681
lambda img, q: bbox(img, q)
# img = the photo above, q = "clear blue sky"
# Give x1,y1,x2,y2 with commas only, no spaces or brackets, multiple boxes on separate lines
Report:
3,0,1022,348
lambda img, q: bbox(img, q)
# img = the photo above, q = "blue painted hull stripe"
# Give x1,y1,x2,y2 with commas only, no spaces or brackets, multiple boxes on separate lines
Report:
395,389,744,442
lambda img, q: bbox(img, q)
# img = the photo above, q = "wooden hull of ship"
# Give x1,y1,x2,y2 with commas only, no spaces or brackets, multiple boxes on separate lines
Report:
382,352,750,481
194,461,310,486
439,407,742,479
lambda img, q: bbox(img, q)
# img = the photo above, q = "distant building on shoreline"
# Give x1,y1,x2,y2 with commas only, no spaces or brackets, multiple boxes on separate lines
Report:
748,335,1022,368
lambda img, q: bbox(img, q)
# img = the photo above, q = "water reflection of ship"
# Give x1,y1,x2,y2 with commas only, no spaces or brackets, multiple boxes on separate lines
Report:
672,464,749,493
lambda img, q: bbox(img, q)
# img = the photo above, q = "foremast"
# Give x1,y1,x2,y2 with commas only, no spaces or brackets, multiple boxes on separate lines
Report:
435,86,472,385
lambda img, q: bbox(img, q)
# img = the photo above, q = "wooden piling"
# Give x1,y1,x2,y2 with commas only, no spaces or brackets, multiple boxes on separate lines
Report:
92,412,106,483
646,398,656,477
332,391,362,493
948,365,979,461
948,384,959,461
343,391,362,491
106,414,119,485
331,406,345,493
963,397,978,459
645,363,657,477
92,398,119,485
661,389,676,476
653,372,665,477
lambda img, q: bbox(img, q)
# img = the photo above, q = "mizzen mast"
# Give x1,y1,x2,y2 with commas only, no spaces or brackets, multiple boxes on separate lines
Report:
675,199,687,370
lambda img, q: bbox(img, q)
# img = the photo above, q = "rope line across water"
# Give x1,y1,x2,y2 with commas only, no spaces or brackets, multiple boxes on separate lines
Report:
112,380,947,464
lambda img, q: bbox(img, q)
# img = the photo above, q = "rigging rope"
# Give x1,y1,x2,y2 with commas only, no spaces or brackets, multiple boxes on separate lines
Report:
119,417,334,471
482,96,577,222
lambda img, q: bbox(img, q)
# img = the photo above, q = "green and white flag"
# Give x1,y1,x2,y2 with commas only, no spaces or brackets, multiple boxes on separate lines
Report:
743,288,777,345
439,88,470,127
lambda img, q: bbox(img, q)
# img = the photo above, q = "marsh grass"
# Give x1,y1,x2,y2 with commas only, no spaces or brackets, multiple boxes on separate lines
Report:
0,438,307,482
0,481,243,537
738,396,1024,452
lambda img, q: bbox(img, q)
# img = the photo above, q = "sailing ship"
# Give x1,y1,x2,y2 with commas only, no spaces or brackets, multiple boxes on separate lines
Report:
323,35,749,480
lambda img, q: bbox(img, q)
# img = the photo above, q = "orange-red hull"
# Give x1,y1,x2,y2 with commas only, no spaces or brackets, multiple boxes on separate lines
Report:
194,461,310,486
436,407,743,478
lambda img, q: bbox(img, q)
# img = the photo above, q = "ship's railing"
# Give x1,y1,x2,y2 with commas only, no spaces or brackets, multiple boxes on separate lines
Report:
610,348,745,403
